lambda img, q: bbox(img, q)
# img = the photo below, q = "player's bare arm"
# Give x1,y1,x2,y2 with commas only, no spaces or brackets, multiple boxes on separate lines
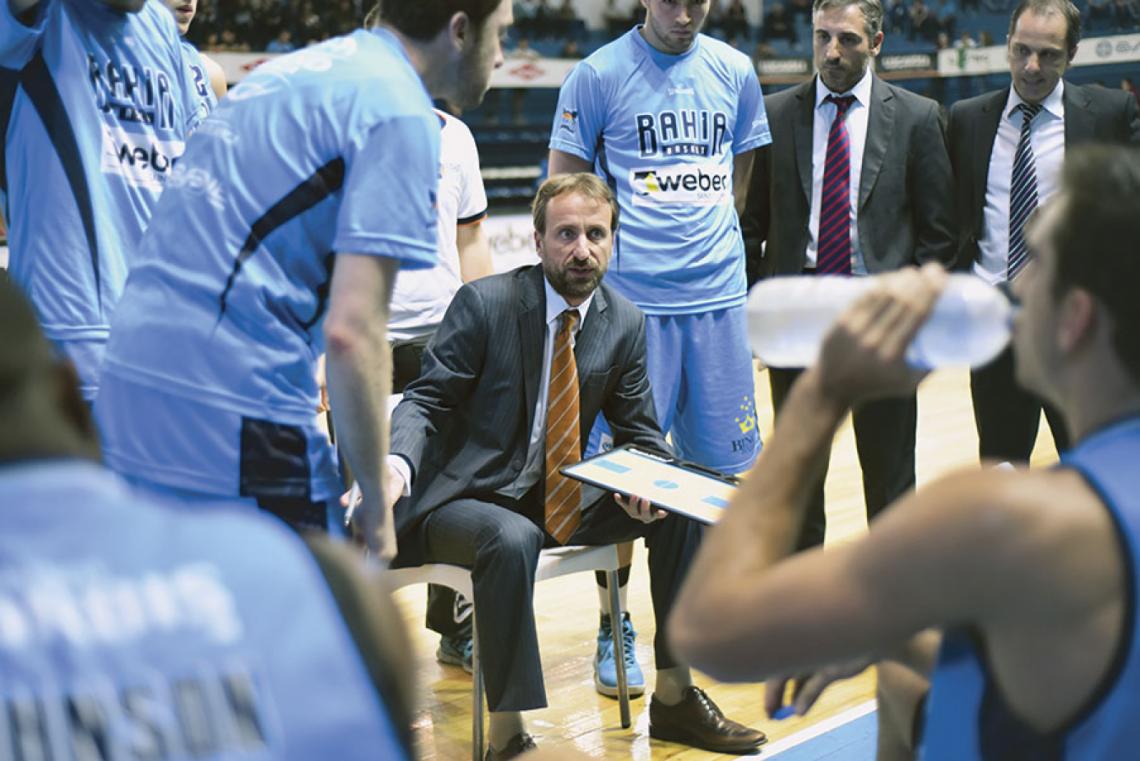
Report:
325,253,399,557
202,52,228,100
732,149,756,219
548,149,593,176
457,220,493,282
671,265,1128,731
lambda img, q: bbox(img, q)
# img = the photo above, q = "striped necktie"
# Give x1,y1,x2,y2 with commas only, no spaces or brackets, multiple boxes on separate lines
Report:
817,94,857,275
1007,102,1043,281
544,309,582,545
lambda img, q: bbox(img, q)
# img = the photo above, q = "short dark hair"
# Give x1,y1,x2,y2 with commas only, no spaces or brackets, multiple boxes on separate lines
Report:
532,174,619,235
1008,0,1081,56
1050,145,1140,384
378,0,503,42
813,0,884,38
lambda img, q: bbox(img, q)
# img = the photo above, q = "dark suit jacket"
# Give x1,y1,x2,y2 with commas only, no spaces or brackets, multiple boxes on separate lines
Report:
389,265,668,536
742,74,956,283
947,81,1140,271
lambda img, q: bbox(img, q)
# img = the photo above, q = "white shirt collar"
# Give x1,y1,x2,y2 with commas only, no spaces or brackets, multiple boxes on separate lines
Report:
543,275,593,330
1005,79,1065,121
815,66,874,110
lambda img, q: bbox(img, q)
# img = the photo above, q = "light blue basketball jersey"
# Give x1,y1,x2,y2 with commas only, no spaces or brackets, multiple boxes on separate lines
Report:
0,460,410,760
95,29,439,502
0,0,200,400
920,416,1140,760
549,27,771,315
180,38,218,124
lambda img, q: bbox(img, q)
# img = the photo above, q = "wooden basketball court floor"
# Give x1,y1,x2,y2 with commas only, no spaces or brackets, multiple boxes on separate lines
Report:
394,365,1061,760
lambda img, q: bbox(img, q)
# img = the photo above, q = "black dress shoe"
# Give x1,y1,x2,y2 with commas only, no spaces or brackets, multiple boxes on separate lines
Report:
649,686,767,754
484,732,537,760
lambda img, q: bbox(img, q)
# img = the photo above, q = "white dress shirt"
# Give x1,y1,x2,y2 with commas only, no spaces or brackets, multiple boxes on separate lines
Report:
974,80,1065,285
390,276,594,497
807,67,873,274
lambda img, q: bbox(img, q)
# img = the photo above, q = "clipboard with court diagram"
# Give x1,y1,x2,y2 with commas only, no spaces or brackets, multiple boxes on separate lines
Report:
561,445,738,525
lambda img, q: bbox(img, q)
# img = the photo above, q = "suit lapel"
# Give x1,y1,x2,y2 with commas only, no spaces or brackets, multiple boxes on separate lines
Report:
973,88,1007,212
518,267,546,434
858,75,893,210
793,79,815,202
1062,81,1092,145
574,285,609,378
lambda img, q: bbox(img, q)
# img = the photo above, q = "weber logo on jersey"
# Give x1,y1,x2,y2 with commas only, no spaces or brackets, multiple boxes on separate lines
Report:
630,163,731,207
101,124,185,193
635,109,729,158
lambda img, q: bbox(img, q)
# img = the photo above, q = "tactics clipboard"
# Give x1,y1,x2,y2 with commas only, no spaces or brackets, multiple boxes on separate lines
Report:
560,445,739,525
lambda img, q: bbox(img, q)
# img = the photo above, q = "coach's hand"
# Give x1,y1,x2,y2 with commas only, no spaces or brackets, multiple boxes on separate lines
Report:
615,493,666,523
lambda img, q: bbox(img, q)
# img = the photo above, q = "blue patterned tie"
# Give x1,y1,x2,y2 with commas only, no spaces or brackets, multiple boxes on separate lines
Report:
1008,102,1042,281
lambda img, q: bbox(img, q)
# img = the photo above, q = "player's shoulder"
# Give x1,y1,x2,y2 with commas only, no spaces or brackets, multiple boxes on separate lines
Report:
695,34,754,73
920,466,1102,544
576,29,638,77
134,0,182,40
438,110,477,146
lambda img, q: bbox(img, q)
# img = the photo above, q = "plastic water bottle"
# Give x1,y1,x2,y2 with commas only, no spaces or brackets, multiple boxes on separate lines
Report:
746,274,1013,369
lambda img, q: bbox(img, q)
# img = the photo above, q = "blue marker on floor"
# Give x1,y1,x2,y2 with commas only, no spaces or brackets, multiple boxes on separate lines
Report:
771,705,796,720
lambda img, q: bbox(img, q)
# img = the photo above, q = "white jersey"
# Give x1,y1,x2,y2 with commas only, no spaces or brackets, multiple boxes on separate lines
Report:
388,111,487,340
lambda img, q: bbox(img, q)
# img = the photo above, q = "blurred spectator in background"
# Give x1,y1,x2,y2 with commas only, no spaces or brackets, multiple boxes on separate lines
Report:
1086,0,1112,29
955,29,978,47
267,28,297,52
1123,77,1140,107
726,0,750,34
561,38,582,57
1112,0,1139,27
910,0,937,40
887,0,910,34
936,0,957,36
762,3,798,45
603,0,638,35
752,39,778,66
789,0,814,23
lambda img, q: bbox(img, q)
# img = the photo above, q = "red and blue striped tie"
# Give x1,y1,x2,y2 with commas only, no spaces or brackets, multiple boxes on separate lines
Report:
817,94,857,275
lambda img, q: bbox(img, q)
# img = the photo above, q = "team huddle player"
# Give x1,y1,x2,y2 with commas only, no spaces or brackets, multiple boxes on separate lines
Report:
672,144,1140,760
0,278,418,761
387,173,766,759
161,0,228,119
390,106,493,672
93,0,513,552
547,0,772,697
1,0,201,402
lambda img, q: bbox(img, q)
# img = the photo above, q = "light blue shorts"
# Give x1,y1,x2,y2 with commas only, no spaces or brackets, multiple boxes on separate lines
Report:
586,305,761,474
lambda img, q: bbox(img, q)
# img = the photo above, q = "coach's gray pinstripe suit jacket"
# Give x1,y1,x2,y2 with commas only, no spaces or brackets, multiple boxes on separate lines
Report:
389,264,667,537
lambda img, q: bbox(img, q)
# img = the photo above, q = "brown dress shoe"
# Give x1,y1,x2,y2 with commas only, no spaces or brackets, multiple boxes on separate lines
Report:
649,686,767,754
484,732,537,760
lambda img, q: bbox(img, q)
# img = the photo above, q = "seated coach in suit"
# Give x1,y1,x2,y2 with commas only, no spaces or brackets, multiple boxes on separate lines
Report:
384,173,766,760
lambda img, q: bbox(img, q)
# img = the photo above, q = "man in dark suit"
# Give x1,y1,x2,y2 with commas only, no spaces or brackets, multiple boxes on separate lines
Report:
742,0,955,549
948,0,1140,465
385,174,766,760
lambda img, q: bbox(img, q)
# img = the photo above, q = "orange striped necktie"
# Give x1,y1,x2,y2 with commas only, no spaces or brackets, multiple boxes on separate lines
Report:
544,309,582,544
